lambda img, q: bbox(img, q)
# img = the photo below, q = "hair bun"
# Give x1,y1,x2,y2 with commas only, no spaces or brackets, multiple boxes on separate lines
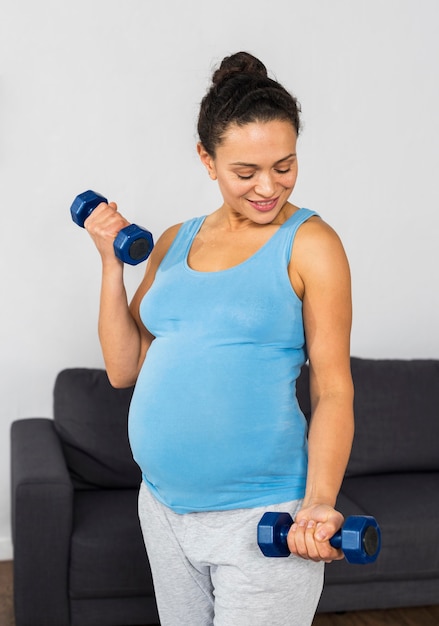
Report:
212,51,268,86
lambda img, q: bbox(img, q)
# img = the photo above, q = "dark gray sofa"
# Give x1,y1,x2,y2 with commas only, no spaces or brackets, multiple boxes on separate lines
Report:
10,357,439,625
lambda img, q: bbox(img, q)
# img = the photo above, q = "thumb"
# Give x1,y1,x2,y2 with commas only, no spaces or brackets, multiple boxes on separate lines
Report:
315,515,344,543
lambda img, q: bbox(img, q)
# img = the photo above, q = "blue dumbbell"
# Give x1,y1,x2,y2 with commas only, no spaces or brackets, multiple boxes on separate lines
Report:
257,512,381,564
70,190,154,265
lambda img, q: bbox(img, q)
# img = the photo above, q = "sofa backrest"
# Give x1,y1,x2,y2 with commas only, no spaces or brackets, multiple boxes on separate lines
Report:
297,357,439,477
346,357,439,476
53,368,141,489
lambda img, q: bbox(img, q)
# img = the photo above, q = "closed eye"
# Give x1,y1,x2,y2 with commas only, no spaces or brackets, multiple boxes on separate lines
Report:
237,168,291,180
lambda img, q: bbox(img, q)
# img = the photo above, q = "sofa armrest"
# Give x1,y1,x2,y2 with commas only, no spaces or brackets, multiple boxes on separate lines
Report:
11,418,74,626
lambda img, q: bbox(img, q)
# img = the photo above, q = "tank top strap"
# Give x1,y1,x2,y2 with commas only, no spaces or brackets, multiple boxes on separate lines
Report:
278,208,319,264
160,216,206,269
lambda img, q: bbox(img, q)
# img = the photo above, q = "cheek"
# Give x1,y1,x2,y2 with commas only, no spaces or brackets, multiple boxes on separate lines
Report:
283,170,298,189
218,176,252,198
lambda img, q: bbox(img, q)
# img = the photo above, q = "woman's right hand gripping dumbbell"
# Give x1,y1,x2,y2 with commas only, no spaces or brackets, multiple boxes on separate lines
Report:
70,190,154,266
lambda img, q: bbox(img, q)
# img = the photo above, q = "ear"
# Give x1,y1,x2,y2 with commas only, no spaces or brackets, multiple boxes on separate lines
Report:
197,143,217,180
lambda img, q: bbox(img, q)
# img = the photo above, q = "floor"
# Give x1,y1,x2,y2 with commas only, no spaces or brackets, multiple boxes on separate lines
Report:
0,562,13,626
2,560,438,626
312,605,439,625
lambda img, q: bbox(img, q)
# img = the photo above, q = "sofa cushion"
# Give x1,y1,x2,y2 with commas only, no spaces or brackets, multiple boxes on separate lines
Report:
326,473,439,585
346,358,439,476
70,489,154,599
53,368,141,489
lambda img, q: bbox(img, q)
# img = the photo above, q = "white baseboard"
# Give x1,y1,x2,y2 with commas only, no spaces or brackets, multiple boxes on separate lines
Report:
0,537,13,561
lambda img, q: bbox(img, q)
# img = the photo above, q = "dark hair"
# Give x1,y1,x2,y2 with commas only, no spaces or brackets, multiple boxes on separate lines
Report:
197,51,301,157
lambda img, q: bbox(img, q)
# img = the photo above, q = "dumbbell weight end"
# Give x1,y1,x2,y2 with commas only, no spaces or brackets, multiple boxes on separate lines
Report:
70,190,108,227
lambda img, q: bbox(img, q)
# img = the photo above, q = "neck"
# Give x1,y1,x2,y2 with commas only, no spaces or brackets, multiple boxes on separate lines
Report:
211,201,297,232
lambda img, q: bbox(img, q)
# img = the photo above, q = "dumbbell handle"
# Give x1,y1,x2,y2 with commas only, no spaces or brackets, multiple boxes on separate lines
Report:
70,190,154,265
258,512,381,564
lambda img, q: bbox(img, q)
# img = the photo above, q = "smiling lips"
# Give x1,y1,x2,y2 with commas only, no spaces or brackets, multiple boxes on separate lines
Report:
248,198,279,212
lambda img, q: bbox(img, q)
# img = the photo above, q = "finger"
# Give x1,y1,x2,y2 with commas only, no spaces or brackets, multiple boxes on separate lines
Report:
85,207,127,235
303,520,323,561
288,519,310,559
89,201,117,221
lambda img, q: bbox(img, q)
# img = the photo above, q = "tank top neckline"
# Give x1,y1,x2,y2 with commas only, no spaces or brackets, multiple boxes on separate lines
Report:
184,207,310,275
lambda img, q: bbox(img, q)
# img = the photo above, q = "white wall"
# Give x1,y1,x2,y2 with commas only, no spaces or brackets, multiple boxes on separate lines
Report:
1,0,438,559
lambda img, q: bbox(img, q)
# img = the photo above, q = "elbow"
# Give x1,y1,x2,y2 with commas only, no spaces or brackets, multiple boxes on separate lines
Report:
105,369,137,390
103,343,149,389
109,378,136,390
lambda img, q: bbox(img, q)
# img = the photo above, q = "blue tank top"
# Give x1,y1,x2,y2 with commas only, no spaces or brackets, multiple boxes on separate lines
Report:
128,208,317,513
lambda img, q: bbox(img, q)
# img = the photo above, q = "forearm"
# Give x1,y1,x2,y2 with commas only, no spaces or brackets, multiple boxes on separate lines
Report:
98,261,145,388
303,391,354,508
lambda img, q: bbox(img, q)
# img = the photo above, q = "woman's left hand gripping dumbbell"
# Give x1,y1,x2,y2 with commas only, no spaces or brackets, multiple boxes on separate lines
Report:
286,503,345,563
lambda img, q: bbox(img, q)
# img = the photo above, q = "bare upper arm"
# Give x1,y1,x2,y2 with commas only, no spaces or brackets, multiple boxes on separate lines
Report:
289,217,353,398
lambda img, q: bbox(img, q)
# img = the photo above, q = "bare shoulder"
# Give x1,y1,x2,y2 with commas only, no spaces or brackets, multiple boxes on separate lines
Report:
142,221,184,277
294,215,349,268
296,214,344,246
290,215,351,298
152,222,183,258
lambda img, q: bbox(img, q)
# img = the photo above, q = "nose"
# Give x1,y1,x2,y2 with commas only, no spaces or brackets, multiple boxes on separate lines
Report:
254,172,276,197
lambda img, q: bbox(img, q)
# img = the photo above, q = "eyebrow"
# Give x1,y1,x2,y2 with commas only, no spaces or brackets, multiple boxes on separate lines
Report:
231,153,296,167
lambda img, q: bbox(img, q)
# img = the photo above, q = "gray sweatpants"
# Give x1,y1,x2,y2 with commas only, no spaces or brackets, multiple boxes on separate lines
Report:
138,481,324,626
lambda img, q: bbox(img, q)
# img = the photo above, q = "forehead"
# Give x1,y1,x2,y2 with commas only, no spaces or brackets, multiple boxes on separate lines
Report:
218,120,297,161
